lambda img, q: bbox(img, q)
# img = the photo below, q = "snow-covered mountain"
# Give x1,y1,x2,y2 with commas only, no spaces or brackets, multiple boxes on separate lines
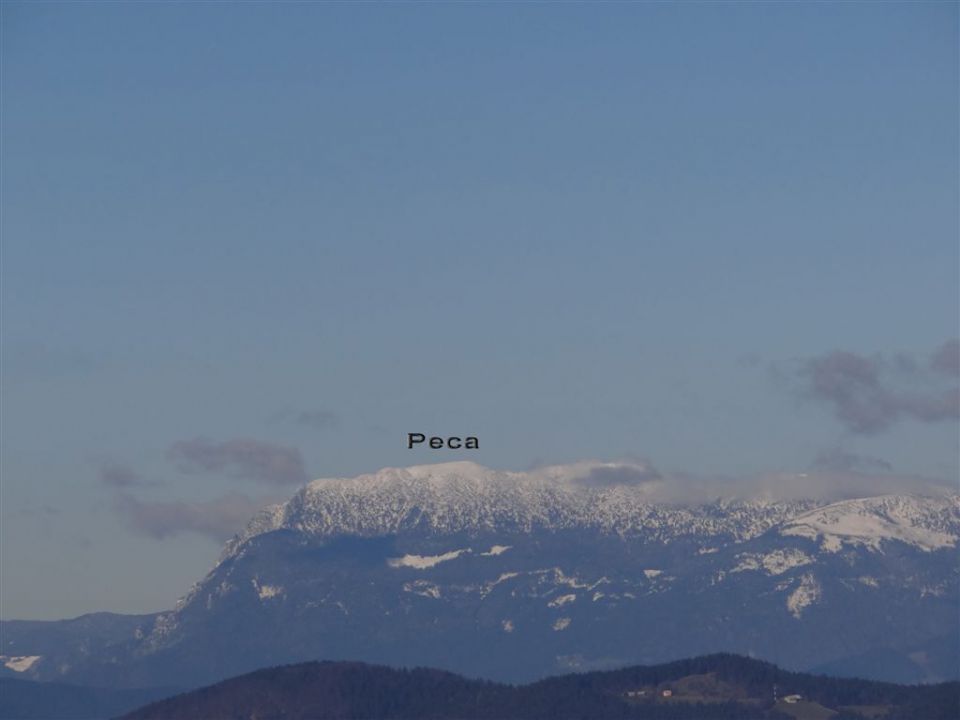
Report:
4,461,958,689
224,460,835,552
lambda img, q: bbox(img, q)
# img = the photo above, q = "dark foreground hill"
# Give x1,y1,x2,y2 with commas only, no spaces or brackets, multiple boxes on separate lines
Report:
120,654,960,720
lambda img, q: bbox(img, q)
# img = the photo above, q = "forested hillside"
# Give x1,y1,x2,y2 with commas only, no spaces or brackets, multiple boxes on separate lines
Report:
120,654,960,720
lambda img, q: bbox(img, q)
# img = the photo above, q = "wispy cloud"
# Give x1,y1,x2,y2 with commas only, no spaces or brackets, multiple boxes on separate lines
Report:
930,339,960,377
578,463,662,488
810,446,892,473
645,468,953,503
114,492,280,542
168,437,309,486
104,437,309,542
98,461,153,488
796,343,959,434
293,410,340,430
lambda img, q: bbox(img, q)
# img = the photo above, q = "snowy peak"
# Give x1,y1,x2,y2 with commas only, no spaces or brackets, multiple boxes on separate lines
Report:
223,462,960,559
370,460,503,482
302,459,659,492
780,494,960,553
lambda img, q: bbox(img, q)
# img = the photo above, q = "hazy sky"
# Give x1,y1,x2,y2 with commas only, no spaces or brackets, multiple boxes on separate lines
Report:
2,2,957,620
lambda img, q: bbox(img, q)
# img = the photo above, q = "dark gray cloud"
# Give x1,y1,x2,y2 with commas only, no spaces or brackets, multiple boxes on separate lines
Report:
811,447,892,473
168,437,309,486
898,388,960,423
930,339,960,377
798,345,959,434
114,492,278,542
579,463,662,488
98,461,150,488
801,351,892,433
892,352,919,374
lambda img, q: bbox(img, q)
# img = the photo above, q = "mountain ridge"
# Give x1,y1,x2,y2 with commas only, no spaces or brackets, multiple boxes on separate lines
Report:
220,461,959,559
4,461,958,690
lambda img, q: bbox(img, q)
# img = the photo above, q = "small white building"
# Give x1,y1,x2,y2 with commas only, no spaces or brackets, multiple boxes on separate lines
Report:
661,689,673,698
784,694,802,704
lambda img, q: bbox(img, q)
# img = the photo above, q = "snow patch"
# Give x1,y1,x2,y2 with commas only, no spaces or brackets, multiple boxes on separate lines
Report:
786,573,821,619
481,545,512,556
549,594,577,608
555,568,590,588
820,534,843,553
1,655,40,672
480,572,520,597
781,496,958,553
553,617,571,631
388,549,469,569
143,612,179,650
531,567,590,588
731,549,814,576
502,619,514,633
251,580,283,600
858,576,879,588
403,581,441,599
643,569,662,579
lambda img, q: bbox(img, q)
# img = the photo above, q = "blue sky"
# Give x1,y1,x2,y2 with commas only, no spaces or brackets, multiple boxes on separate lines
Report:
2,2,957,619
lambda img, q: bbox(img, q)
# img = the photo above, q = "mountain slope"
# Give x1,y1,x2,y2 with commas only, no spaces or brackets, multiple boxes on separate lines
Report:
5,462,958,689
0,613,158,683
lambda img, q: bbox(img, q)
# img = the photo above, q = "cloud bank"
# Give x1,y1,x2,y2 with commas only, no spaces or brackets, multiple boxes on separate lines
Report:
168,437,308,486
797,342,959,434
114,492,280,542
930,339,960,377
578,463,663,488
638,468,955,504
810,447,892,473
98,461,151,488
